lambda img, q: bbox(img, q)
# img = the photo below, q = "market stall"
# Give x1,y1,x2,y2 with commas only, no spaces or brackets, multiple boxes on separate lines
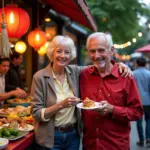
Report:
0,97,35,149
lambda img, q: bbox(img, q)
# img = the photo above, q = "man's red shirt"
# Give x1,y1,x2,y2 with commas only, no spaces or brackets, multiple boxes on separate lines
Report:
80,62,143,150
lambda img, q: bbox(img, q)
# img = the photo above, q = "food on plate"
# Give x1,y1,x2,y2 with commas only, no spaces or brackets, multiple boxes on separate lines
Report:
8,97,30,103
15,105,26,111
83,97,95,108
2,127,11,137
0,127,19,137
8,128,18,136
23,115,34,124
7,114,20,120
0,118,8,125
19,121,28,130
8,121,19,129
1,106,31,118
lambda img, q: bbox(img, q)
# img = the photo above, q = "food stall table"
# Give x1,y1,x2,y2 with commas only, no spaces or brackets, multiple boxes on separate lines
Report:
4,132,34,150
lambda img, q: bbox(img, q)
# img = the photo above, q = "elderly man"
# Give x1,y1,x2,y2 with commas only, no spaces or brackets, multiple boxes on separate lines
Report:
0,57,25,107
80,32,143,150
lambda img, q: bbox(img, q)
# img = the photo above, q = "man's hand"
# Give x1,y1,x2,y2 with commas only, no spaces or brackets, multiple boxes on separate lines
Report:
15,88,27,98
95,100,114,115
118,62,133,77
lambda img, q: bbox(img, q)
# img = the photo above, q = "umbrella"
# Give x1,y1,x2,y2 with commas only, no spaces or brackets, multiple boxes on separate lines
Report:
136,44,150,53
130,52,142,59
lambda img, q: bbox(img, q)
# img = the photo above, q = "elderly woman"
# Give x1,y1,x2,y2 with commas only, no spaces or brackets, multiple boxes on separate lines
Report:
30,35,132,150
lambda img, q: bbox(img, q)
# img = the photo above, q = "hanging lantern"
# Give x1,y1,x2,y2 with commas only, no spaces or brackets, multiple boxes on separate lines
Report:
15,41,27,54
37,42,49,56
0,4,30,41
28,28,47,50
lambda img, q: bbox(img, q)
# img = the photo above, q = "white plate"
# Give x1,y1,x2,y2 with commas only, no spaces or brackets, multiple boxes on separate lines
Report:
76,102,103,110
5,131,29,141
18,124,34,132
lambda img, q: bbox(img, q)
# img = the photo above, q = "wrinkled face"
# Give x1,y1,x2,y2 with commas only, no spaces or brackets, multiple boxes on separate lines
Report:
0,61,10,74
14,55,23,66
53,45,71,67
87,36,113,69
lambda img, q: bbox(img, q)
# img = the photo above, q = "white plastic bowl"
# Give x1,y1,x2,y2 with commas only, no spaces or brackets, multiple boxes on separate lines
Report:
0,138,9,149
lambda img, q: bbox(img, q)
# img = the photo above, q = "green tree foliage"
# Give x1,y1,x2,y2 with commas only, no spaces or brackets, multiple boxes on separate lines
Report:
87,0,150,44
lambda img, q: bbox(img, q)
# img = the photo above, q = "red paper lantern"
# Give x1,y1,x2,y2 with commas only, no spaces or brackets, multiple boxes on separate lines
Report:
28,28,47,49
0,4,30,40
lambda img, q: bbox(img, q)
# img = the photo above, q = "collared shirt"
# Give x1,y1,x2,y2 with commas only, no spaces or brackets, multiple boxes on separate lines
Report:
0,74,5,94
80,62,143,150
0,74,5,108
52,71,76,126
133,67,150,106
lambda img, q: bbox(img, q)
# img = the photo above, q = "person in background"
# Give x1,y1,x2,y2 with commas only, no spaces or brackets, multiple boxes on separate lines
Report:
133,57,150,148
0,57,26,108
30,35,132,150
5,51,26,97
80,32,143,150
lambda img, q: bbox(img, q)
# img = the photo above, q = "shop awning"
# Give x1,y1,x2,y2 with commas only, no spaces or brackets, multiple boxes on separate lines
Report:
136,44,150,53
40,0,97,31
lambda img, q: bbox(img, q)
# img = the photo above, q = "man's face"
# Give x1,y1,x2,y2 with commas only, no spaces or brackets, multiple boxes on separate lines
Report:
87,36,113,70
0,61,10,75
14,55,23,66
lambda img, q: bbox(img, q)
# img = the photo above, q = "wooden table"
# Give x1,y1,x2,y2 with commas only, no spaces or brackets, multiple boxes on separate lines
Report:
4,132,34,150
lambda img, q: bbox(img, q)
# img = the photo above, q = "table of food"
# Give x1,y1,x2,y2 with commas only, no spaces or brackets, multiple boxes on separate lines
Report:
0,97,35,150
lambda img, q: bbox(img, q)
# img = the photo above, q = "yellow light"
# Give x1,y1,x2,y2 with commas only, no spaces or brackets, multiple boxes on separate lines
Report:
46,33,50,37
37,42,49,56
127,41,131,46
132,38,136,43
45,18,51,22
15,41,27,54
36,33,40,41
138,32,142,37
9,12,15,24
126,55,130,60
148,24,150,28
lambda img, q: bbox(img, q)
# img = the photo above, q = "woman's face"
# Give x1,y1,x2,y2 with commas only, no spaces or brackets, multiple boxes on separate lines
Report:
53,45,71,67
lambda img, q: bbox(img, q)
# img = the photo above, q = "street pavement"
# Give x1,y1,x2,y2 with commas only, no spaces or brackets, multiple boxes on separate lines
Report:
130,121,149,150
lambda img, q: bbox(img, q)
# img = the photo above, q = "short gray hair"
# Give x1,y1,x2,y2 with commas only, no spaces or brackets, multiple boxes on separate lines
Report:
46,35,76,61
86,32,113,50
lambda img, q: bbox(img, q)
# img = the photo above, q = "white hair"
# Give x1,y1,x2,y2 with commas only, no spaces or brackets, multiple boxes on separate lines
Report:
46,35,76,61
86,32,113,50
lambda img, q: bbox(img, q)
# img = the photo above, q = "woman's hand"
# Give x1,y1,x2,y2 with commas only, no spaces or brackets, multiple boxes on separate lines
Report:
118,62,133,77
60,96,80,108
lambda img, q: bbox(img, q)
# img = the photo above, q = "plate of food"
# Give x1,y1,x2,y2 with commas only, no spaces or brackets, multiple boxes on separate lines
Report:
5,131,29,141
7,120,34,132
7,97,31,107
0,126,29,141
76,97,103,110
18,124,34,132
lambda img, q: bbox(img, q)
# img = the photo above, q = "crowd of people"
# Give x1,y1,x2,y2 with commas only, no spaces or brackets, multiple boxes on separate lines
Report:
0,32,147,150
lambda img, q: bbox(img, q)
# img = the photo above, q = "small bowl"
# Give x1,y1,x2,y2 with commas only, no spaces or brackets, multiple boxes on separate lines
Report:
0,138,9,149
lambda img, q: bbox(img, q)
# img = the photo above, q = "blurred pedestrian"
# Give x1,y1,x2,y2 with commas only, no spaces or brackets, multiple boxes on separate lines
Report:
134,57,150,148
5,51,26,98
